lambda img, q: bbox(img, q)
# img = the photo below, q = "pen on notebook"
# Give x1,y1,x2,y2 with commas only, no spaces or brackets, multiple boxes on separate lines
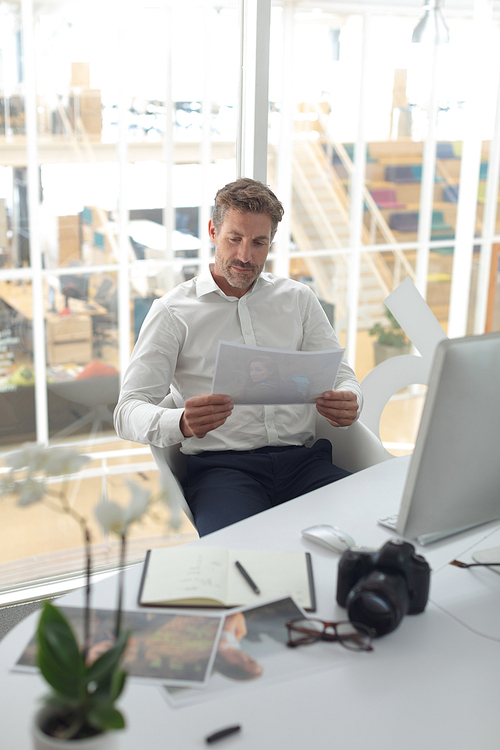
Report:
234,560,260,594
206,725,241,744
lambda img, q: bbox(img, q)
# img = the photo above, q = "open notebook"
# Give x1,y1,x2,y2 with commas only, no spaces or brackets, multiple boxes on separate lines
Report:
138,546,316,611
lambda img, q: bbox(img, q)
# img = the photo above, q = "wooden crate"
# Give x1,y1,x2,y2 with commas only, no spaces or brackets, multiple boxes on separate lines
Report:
69,90,102,136
58,215,80,265
46,313,92,365
71,62,90,87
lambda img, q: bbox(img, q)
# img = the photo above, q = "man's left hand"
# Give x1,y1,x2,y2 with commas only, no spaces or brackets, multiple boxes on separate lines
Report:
316,390,358,428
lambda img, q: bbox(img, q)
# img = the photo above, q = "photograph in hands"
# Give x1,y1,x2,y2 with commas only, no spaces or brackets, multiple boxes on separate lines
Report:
211,342,345,405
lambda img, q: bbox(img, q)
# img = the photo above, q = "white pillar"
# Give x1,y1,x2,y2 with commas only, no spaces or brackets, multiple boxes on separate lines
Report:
474,43,500,333
199,2,214,265
346,12,370,366
21,0,48,445
448,0,492,338
117,0,132,380
415,43,442,300
237,0,271,182
274,1,295,278
162,1,175,288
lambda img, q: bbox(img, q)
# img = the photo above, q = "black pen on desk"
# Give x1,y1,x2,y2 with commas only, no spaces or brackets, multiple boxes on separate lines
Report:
206,725,241,744
234,560,260,594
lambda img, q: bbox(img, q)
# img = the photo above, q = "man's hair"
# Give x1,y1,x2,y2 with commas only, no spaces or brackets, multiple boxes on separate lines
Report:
212,178,284,240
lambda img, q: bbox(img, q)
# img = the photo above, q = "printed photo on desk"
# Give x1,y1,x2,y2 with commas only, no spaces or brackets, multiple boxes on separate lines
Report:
211,341,344,404
162,596,358,708
14,606,223,688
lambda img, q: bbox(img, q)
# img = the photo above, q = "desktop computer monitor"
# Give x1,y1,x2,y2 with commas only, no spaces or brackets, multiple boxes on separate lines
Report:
61,274,89,302
395,331,500,544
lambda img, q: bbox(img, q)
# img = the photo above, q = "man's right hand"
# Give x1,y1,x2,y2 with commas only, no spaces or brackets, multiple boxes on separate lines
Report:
180,393,234,439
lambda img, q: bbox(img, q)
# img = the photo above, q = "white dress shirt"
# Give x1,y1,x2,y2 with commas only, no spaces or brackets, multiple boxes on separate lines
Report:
114,268,363,455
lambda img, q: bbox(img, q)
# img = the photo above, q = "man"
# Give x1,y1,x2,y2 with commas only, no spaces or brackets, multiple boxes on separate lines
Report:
114,178,362,535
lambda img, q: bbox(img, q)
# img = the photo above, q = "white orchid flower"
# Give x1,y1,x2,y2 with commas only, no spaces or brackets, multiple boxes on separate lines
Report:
160,487,182,532
95,501,128,535
124,480,151,522
95,481,151,536
44,447,91,477
17,478,46,506
5,444,90,480
5,444,48,474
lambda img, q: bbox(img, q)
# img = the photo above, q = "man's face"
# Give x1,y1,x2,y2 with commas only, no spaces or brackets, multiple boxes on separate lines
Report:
209,208,272,297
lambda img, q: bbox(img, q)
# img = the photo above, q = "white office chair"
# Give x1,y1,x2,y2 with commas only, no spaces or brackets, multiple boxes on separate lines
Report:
150,443,192,525
315,414,392,473
150,394,392,529
150,279,449,531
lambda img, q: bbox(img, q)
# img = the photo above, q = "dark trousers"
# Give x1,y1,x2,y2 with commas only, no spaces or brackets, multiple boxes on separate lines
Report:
182,439,350,536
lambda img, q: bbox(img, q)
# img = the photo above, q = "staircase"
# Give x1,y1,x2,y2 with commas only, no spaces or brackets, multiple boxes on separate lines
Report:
293,139,393,329
269,114,415,332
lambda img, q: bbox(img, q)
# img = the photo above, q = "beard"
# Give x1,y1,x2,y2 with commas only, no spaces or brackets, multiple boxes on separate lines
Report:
214,251,264,290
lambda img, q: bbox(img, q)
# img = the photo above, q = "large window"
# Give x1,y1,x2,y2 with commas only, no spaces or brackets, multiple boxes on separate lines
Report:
0,0,240,593
0,0,241,449
268,4,500,353
1,0,499,597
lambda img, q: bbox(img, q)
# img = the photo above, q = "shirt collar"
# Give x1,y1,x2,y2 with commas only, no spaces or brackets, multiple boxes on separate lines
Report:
195,266,275,299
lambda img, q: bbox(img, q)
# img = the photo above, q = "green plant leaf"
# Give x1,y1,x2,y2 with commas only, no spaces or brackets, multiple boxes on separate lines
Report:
37,604,83,699
110,668,127,702
38,607,81,670
44,694,80,710
369,307,408,347
88,704,126,731
86,630,130,686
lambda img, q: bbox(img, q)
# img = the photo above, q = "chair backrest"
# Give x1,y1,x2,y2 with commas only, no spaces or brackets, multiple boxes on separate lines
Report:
436,142,457,159
314,415,391,473
95,278,114,304
442,185,459,203
370,188,395,203
150,392,391,529
150,443,193,525
389,212,419,232
385,165,416,183
431,210,448,229
151,391,389,487
149,393,193,523
410,164,443,183
370,188,405,209
151,423,390,522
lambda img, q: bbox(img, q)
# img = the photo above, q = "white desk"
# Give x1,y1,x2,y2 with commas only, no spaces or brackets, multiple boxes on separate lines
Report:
1,456,499,749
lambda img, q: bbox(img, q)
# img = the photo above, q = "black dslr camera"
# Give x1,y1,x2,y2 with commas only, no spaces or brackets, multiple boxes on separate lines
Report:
336,539,431,636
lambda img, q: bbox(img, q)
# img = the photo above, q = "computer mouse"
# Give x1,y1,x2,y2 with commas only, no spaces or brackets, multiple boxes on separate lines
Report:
301,524,356,553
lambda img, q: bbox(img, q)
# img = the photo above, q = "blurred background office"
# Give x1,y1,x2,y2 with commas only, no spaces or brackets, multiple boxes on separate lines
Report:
0,0,499,598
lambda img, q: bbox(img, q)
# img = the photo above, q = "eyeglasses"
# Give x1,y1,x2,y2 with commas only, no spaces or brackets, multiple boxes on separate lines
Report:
285,618,374,651
451,559,500,568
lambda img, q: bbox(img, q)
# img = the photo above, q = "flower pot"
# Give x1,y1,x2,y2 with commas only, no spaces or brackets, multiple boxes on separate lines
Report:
32,707,119,750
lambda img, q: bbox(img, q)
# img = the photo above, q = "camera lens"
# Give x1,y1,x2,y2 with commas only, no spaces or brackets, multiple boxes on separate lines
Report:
345,571,410,636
